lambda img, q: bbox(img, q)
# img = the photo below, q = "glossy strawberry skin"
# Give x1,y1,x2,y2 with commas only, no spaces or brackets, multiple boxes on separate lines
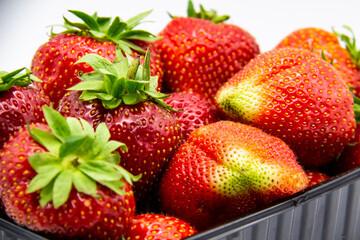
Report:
276,27,360,98
305,170,330,188
105,101,181,203
329,123,360,173
154,17,260,100
124,213,197,240
159,121,307,231
0,123,136,239
0,86,49,148
163,91,222,143
58,91,106,129
216,48,356,168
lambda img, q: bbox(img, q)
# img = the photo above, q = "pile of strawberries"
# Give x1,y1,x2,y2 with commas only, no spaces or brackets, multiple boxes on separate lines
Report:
1,1,360,239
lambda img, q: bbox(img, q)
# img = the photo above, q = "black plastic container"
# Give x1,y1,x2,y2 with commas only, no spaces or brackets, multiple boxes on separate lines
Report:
1,167,360,240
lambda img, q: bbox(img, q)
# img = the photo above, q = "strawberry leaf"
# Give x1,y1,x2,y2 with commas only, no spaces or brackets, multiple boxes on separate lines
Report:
72,170,98,197
68,10,100,31
98,180,126,195
78,161,122,181
59,135,88,158
39,181,54,207
0,67,40,91
53,170,73,208
26,165,63,193
28,152,61,172
28,127,62,154
43,106,71,142
66,117,85,136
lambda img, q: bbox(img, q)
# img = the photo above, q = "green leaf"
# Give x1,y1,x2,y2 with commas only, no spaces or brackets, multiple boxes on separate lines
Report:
126,10,152,29
99,180,126,195
26,165,63,193
102,98,122,109
59,135,87,158
39,180,54,207
77,71,105,82
95,141,127,161
111,77,126,97
79,118,95,137
92,123,111,154
142,49,151,81
28,152,61,172
107,17,127,39
75,54,114,74
68,79,105,92
68,10,100,31
53,169,73,208
78,161,122,181
42,106,71,142
28,127,62,154
66,117,85,136
72,170,98,196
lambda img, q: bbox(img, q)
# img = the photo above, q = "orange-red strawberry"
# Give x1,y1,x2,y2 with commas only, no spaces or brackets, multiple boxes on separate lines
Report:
30,10,162,107
0,107,139,239
216,48,356,168
58,50,181,207
124,213,197,240
159,120,307,231
305,170,330,187
153,0,260,100
275,27,360,98
163,91,222,143
0,68,49,148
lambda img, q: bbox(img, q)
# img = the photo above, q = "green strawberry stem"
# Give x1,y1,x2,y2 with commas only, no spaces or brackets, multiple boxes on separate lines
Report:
0,67,41,91
69,47,179,112
169,0,229,23
26,106,140,209
50,10,160,54
333,25,360,69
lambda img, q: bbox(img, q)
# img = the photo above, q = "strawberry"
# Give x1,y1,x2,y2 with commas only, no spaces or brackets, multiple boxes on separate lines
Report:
58,49,181,206
275,27,360,98
0,106,139,239
124,213,197,240
0,68,49,148
329,122,360,174
159,120,308,231
153,0,260,100
163,91,222,143
30,10,162,108
305,170,330,187
216,48,356,168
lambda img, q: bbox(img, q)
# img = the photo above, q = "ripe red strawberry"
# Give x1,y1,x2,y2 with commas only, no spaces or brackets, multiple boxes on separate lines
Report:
58,50,181,206
329,122,360,173
305,170,330,187
0,68,49,148
153,0,260,100
216,48,356,168
124,213,197,240
0,106,139,239
163,91,222,143
30,10,162,108
275,27,360,98
159,120,308,231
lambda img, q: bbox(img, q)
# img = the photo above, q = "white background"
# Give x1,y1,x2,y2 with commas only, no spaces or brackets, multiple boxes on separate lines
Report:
1,0,360,72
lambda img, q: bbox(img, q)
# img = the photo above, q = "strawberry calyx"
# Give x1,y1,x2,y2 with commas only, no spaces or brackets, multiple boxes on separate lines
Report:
50,10,159,54
333,25,360,69
26,106,140,209
169,0,229,23
0,67,41,91
69,47,178,111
